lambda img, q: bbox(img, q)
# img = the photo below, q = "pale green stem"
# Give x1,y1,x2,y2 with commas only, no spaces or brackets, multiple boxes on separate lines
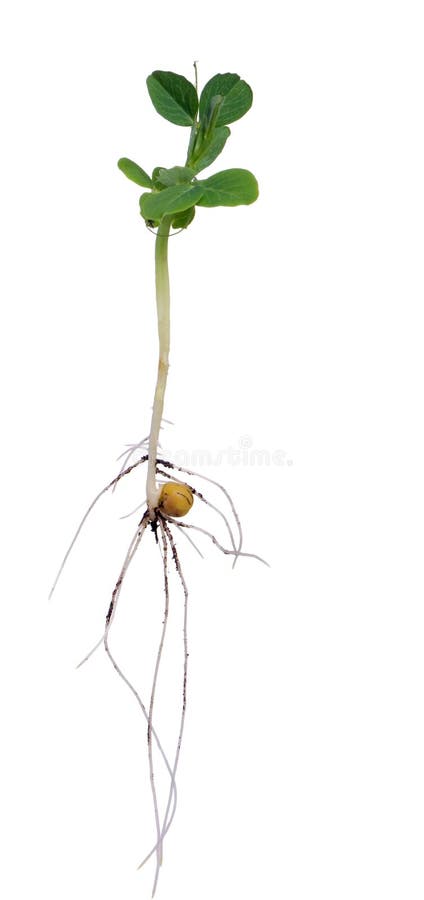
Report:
146,216,172,512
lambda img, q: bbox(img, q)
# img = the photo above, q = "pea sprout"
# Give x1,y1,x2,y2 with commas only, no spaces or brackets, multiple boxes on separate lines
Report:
50,63,265,895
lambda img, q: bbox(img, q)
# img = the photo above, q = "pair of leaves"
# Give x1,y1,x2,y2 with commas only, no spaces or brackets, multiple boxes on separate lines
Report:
138,169,258,221
146,70,252,129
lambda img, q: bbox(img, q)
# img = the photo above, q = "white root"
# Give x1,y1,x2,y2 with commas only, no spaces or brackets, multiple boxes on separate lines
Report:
50,446,266,895
175,522,204,558
102,639,178,867
48,455,148,601
165,517,270,567
149,519,189,897
73,511,179,879
146,521,170,884
76,515,149,668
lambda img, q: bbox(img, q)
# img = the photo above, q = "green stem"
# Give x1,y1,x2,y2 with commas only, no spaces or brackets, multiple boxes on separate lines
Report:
147,216,172,513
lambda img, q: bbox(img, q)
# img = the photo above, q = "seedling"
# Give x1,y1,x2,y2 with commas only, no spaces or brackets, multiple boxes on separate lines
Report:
51,64,265,894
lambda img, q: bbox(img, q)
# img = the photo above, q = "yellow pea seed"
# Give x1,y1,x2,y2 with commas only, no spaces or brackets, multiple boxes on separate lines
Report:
158,482,194,517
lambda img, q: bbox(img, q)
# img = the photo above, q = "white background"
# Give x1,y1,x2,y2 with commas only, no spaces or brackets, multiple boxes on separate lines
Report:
1,1,424,898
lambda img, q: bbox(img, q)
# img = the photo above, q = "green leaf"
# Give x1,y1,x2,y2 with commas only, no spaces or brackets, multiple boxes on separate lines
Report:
140,183,204,220
171,206,196,229
152,166,194,188
117,157,153,188
199,74,253,126
190,126,230,174
147,71,198,126
196,168,258,207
